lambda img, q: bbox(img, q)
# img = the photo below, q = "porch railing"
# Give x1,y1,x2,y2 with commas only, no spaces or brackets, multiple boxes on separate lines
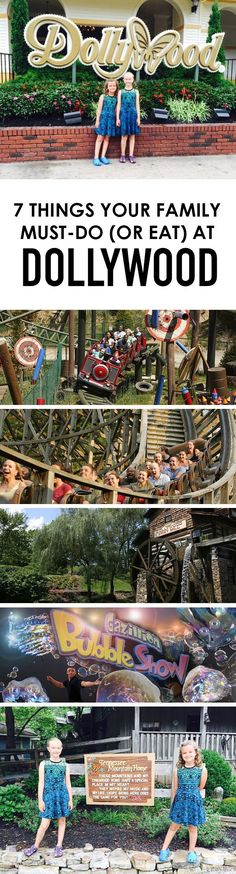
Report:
1,732,236,786
0,53,14,83
137,731,236,764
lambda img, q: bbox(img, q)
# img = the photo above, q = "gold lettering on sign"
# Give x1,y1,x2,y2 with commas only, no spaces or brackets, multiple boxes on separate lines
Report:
24,15,225,79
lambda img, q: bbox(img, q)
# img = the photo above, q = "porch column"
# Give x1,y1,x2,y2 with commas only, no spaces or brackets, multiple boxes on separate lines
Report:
132,707,140,753
200,706,207,748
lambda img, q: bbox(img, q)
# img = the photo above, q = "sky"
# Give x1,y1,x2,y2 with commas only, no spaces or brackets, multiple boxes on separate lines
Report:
7,506,63,530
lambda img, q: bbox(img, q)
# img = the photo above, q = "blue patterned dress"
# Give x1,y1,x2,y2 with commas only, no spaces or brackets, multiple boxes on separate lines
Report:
96,95,118,136
41,759,70,819
120,89,140,136
170,766,206,826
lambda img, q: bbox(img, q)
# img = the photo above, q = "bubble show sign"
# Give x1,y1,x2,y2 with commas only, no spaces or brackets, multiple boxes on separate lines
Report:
50,609,189,684
85,753,155,806
5,607,236,703
24,16,225,80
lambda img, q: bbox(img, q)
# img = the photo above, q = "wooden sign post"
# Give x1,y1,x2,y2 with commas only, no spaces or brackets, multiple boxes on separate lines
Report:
85,753,155,806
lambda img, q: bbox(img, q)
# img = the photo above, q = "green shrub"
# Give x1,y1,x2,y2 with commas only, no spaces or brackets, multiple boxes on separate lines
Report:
18,798,41,832
1,73,236,123
0,81,101,122
23,769,39,793
167,98,211,123
0,784,27,821
198,813,228,846
0,565,49,601
71,774,85,788
139,78,236,111
139,807,170,837
203,750,234,797
176,812,227,847
82,807,138,827
228,778,236,797
11,0,29,75
66,796,83,828
18,795,82,832
220,797,236,816
206,3,225,68
139,806,226,846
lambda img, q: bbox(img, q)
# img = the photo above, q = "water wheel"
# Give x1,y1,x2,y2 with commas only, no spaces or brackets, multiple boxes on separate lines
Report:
187,547,215,602
131,538,179,602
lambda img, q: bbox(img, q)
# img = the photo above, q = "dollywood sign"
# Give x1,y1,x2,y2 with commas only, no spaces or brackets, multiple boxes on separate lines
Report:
24,15,225,79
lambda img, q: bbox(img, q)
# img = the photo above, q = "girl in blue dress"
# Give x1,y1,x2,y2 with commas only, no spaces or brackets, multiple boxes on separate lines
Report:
93,80,118,166
116,71,140,163
159,740,207,866
24,737,73,858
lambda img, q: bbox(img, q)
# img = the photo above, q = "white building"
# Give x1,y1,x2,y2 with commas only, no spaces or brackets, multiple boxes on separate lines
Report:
0,0,236,78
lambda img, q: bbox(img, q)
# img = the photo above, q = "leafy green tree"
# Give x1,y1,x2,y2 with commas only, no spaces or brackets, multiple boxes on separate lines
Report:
32,509,144,596
0,509,32,567
11,0,29,75
207,2,226,66
95,509,145,596
0,706,77,746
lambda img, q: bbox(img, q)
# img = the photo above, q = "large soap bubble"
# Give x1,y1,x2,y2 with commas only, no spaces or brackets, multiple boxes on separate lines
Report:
2,677,49,703
182,666,231,703
96,669,161,703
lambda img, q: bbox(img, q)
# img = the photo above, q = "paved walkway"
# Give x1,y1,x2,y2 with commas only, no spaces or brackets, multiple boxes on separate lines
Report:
1,155,236,178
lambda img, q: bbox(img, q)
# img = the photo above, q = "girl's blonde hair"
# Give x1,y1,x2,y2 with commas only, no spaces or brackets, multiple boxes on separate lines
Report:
177,739,203,768
47,737,63,748
123,70,135,85
104,80,118,96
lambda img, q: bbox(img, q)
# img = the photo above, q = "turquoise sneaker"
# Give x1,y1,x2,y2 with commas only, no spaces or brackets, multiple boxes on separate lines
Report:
159,849,170,862
100,157,111,164
187,851,199,865
93,158,102,166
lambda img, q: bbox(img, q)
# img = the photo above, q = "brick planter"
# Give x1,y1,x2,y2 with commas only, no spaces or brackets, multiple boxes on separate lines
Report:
1,122,236,162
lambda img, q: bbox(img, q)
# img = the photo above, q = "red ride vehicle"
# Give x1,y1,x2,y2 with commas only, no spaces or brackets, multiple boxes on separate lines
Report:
77,332,147,397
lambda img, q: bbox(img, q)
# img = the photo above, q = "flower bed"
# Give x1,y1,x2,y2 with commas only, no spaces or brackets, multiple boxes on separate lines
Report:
0,75,236,124
1,72,236,160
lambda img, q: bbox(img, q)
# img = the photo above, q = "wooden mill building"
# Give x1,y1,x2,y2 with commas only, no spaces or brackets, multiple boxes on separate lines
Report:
132,508,236,602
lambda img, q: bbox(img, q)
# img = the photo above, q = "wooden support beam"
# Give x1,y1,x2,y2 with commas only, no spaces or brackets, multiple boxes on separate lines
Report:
69,310,75,379
77,311,86,374
166,341,176,405
0,339,23,405
190,310,200,349
207,311,217,367
91,311,97,339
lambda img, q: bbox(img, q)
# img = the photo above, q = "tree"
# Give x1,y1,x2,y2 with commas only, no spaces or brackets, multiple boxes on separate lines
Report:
0,509,32,567
5,707,18,761
95,509,145,596
11,0,29,75
207,3,226,67
32,509,145,597
0,706,75,746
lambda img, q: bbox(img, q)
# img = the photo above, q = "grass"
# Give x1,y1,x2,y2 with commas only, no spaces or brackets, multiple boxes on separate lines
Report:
47,573,132,598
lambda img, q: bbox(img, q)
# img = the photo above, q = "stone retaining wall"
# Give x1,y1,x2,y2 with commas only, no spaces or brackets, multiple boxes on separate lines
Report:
0,123,236,162
1,845,236,874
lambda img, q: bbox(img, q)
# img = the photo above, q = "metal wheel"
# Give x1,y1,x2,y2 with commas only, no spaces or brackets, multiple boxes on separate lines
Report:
132,537,179,602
